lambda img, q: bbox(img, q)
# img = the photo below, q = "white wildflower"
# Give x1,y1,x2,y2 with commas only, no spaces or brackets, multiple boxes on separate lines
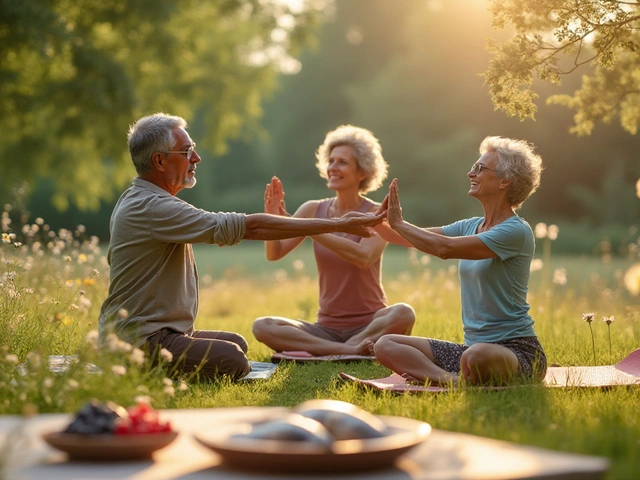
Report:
552,268,567,286
160,348,173,362
129,348,145,366
135,395,151,404
163,385,175,397
530,259,543,272
5,354,19,365
111,365,126,376
534,222,547,239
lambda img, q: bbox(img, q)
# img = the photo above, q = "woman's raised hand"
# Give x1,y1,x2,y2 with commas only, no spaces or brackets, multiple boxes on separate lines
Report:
387,178,404,229
264,176,288,216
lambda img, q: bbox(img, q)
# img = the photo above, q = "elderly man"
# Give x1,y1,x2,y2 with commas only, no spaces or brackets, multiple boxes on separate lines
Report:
98,113,384,380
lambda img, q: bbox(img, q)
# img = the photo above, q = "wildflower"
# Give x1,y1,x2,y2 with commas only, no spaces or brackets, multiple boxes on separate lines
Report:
35,217,44,225
530,259,543,272
64,256,72,262
163,385,175,397
178,380,189,391
547,224,559,241
1,233,10,244
106,333,133,353
111,365,126,376
135,395,151,404
162,377,173,386
79,296,92,310
623,263,640,296
420,255,430,265
160,348,173,362
534,222,547,239
552,268,567,285
118,308,129,319
636,177,640,198
65,280,74,287
85,330,99,349
53,312,64,323
61,316,73,327
5,354,19,365
83,278,96,286
582,313,596,364
130,348,145,366
603,316,614,357
67,379,79,389
293,259,304,271
92,269,99,276
43,377,54,389
27,352,41,369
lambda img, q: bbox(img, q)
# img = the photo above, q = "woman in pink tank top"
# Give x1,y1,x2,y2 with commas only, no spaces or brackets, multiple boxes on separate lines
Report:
252,125,415,356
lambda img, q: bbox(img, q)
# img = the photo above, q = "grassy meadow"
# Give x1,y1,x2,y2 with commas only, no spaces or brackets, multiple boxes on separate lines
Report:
1,216,640,479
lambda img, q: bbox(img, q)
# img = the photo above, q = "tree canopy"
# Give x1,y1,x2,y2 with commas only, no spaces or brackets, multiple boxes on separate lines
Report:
483,0,640,135
0,0,327,209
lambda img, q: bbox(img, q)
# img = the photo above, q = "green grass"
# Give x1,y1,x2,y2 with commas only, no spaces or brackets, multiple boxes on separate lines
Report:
1,226,640,479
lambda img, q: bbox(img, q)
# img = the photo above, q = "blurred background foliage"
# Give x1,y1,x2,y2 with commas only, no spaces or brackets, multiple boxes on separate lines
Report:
1,0,639,255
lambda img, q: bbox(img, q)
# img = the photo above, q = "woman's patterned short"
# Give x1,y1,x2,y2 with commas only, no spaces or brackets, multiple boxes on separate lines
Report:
428,336,547,380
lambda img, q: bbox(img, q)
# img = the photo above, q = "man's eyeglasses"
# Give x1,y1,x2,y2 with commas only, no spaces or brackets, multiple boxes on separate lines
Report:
162,143,196,160
470,163,498,175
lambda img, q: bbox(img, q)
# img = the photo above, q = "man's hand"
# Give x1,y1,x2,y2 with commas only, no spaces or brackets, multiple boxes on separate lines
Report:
387,178,404,229
339,210,386,238
264,176,288,216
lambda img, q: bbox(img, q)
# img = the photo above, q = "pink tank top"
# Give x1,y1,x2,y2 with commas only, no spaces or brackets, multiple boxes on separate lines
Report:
314,198,387,329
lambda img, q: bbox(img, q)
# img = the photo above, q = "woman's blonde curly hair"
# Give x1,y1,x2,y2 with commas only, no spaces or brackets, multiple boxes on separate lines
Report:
315,125,388,194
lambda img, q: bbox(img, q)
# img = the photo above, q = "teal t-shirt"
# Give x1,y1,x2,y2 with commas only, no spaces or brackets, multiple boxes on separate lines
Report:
441,216,536,345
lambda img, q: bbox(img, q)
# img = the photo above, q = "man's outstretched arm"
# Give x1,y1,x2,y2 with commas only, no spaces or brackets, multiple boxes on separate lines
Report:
242,211,385,241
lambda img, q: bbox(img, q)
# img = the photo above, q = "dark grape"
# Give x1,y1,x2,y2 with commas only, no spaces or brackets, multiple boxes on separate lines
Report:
63,400,126,435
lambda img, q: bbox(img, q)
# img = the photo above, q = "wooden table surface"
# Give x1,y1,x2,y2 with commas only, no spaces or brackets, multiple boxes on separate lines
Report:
0,407,609,479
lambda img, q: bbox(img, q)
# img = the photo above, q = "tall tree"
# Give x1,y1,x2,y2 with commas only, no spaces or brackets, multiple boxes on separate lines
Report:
0,0,327,209
483,0,640,135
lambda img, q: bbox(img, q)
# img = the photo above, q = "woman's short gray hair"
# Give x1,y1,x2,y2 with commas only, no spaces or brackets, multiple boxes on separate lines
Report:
127,113,187,174
315,125,388,194
479,136,543,210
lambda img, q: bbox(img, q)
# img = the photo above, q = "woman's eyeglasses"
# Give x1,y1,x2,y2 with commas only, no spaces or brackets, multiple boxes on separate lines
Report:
470,163,498,175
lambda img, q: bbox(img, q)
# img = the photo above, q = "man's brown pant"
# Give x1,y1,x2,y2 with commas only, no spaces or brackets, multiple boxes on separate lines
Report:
145,329,251,380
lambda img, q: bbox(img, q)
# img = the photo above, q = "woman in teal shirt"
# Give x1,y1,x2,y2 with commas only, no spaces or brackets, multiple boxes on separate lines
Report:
374,136,546,385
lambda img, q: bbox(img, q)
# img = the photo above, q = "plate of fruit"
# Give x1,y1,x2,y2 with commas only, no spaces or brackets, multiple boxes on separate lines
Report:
42,400,178,461
194,399,431,473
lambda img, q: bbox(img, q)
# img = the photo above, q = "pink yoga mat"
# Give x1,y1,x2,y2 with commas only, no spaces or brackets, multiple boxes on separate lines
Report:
271,350,375,363
339,349,640,392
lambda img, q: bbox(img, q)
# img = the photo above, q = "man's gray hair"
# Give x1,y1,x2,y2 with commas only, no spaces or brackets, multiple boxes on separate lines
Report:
127,113,187,174
479,136,543,210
